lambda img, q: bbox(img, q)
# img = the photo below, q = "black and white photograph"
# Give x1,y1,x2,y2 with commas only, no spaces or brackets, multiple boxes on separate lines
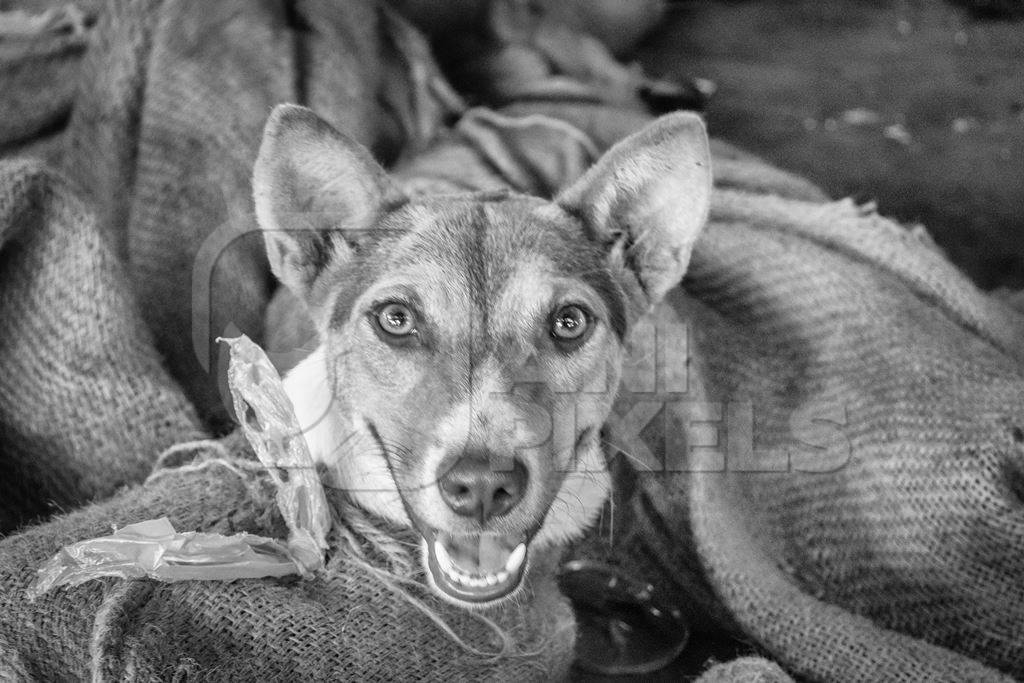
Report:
0,0,1022,680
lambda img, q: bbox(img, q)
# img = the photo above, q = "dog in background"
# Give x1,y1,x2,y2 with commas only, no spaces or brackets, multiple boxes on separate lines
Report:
252,104,711,606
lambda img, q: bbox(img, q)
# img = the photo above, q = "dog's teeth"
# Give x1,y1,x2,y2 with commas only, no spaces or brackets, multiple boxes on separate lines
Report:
434,540,454,574
434,538,524,592
505,543,527,573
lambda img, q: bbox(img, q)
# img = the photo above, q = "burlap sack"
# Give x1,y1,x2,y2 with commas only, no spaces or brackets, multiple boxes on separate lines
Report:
58,0,459,427
0,160,204,533
0,437,574,681
0,9,87,150
594,187,1024,680
696,657,793,683
672,189,1024,680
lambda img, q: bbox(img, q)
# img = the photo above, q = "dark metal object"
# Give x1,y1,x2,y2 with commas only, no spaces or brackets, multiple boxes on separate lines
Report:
559,560,691,676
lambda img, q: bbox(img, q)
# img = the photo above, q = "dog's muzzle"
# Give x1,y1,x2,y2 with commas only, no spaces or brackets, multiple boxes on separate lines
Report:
423,452,531,603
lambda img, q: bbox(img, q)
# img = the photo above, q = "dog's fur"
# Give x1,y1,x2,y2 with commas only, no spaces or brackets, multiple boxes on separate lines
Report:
252,104,711,606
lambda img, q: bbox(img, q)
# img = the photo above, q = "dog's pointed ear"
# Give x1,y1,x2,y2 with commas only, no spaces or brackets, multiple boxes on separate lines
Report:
253,104,405,299
557,112,712,309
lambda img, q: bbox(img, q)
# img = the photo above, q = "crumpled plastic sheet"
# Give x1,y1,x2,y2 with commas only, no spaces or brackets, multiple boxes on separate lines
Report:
29,335,331,598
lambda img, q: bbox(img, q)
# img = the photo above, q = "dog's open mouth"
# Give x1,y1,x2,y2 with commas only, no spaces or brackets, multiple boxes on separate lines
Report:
424,530,528,604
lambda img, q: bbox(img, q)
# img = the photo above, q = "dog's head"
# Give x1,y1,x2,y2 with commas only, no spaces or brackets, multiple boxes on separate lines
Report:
252,105,711,607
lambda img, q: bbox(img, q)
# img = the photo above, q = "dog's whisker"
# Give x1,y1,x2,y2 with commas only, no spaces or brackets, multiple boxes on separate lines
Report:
552,491,587,514
598,438,652,469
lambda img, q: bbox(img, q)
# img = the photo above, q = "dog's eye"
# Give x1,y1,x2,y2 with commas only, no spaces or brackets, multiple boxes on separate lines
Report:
374,302,418,338
550,304,592,346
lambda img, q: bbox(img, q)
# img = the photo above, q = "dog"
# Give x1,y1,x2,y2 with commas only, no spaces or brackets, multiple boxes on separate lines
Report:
252,103,711,607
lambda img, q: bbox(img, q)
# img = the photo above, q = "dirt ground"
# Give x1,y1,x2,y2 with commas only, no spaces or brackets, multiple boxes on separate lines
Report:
638,0,1024,290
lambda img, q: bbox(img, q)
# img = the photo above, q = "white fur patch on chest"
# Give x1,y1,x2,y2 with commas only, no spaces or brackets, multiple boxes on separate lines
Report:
282,346,409,527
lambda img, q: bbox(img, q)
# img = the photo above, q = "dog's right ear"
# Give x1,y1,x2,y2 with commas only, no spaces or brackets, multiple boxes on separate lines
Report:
252,104,405,300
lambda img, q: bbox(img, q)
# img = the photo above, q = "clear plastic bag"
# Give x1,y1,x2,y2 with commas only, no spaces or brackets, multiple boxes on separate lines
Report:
30,335,330,598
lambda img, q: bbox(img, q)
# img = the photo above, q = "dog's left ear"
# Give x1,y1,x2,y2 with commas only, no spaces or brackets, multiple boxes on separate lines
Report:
557,112,712,308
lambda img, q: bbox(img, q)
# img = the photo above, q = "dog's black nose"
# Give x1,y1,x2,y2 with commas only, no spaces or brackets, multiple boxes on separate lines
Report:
437,455,527,523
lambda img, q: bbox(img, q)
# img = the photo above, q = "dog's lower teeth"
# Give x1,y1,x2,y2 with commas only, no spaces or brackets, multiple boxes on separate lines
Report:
442,570,510,589
432,537,527,593
440,566,509,589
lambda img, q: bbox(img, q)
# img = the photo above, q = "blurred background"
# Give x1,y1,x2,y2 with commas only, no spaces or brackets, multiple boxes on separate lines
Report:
392,0,1023,290
638,0,1023,291
5,0,1020,289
